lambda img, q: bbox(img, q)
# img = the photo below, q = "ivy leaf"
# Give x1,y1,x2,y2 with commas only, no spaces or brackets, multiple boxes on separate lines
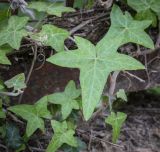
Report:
8,96,52,137
0,83,4,90
135,9,157,27
28,1,75,17
48,80,80,120
105,112,127,143
5,123,23,150
127,0,160,17
0,45,13,65
47,36,144,120
46,120,77,152
97,5,154,57
116,89,127,102
0,16,29,49
30,24,69,52
4,73,26,92
0,100,5,119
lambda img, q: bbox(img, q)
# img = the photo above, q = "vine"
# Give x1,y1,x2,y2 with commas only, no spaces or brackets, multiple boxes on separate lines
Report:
0,0,159,151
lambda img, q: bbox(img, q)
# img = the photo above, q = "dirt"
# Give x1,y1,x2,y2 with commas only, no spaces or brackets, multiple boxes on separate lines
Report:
76,92,160,152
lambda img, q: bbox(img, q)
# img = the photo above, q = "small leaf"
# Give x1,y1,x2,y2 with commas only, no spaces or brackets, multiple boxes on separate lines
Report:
5,123,23,150
47,36,144,120
4,73,26,91
30,24,69,52
0,16,29,49
8,96,52,137
46,120,77,152
105,112,127,143
28,2,75,17
116,89,127,102
48,80,81,119
0,45,13,65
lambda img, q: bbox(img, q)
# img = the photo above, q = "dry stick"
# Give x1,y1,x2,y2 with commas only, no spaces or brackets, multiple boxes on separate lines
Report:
69,13,109,35
18,45,38,104
108,71,120,111
7,111,24,124
124,71,145,83
0,90,23,97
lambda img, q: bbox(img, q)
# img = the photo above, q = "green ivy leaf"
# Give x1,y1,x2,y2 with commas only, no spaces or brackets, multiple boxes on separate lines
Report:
97,5,154,57
46,120,77,152
28,2,75,17
30,24,69,52
4,73,26,92
127,0,160,17
0,45,13,65
48,80,80,120
8,96,52,137
5,123,23,150
135,9,157,27
74,0,84,9
0,16,29,49
0,100,5,119
47,36,144,120
105,112,127,143
0,83,4,90
116,89,127,102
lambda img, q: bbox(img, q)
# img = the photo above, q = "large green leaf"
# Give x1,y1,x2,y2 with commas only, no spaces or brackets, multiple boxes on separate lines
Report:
47,36,144,120
8,96,52,137
4,73,26,92
30,24,69,52
127,0,160,16
105,112,127,143
28,1,75,17
0,16,29,49
48,80,81,120
0,45,13,65
46,120,77,152
97,5,154,57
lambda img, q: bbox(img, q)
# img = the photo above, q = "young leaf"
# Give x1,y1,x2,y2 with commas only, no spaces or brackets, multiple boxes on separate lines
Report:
116,89,127,102
48,80,80,120
28,1,75,17
30,24,69,52
8,96,52,137
97,5,154,57
0,45,13,65
46,120,77,152
105,112,127,143
127,0,160,17
4,73,26,92
0,16,29,49
47,36,144,120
